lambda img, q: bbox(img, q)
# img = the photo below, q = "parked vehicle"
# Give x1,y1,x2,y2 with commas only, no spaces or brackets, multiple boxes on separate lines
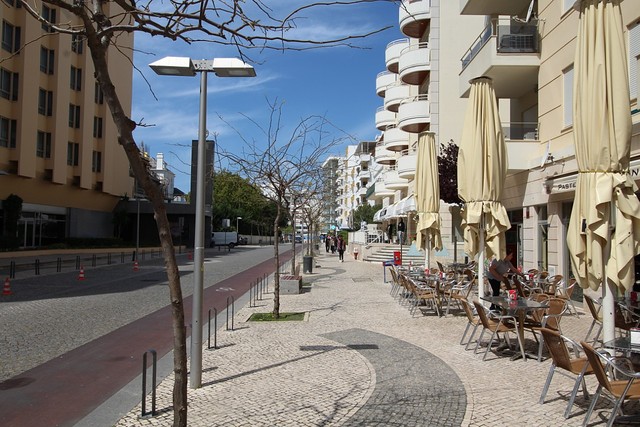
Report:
210,231,247,248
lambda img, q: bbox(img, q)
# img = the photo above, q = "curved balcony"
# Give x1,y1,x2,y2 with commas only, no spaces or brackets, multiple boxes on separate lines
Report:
374,178,395,198
359,153,371,164
357,168,370,182
385,38,410,74
399,0,431,39
376,71,397,97
398,94,430,133
375,143,396,166
375,106,396,131
383,125,410,152
384,169,409,190
399,42,431,85
397,149,417,180
384,82,411,113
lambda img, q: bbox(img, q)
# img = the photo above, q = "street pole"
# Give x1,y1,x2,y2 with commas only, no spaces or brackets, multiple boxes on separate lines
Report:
191,70,207,389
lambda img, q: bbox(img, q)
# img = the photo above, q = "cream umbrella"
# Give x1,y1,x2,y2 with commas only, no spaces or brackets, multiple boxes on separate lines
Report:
457,77,511,300
567,0,640,344
416,131,442,270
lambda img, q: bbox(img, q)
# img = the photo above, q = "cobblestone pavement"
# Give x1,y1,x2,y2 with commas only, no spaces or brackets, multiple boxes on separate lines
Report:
110,251,633,427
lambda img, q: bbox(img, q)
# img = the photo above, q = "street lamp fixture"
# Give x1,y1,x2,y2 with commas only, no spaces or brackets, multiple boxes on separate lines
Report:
236,216,242,233
150,55,255,389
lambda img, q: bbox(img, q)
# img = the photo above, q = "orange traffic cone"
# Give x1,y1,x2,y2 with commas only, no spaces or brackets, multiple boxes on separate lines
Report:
2,278,12,296
133,260,139,272
78,266,85,281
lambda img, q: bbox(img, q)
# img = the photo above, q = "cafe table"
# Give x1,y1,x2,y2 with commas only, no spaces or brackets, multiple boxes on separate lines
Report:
603,337,640,355
481,296,549,361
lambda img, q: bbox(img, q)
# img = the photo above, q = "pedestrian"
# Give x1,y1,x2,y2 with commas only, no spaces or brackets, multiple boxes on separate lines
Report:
325,235,330,253
330,235,336,254
397,218,406,244
353,246,359,260
387,223,393,243
486,252,521,310
337,235,346,262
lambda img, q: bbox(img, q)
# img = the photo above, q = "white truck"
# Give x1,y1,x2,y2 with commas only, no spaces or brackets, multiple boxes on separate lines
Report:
209,231,247,248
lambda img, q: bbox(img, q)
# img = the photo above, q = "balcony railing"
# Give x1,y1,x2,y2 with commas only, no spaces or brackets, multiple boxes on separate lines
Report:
502,122,538,140
461,19,539,70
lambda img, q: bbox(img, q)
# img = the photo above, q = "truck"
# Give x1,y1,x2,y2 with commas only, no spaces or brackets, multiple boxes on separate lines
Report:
209,231,247,248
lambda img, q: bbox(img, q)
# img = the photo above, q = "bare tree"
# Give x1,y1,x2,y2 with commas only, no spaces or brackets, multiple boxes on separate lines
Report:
14,1,392,424
221,99,351,317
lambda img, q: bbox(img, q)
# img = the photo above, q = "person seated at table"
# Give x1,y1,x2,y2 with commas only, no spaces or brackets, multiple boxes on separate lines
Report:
486,252,522,309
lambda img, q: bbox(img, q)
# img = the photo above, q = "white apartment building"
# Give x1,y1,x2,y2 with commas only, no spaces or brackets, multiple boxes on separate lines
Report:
371,0,484,251
457,0,640,281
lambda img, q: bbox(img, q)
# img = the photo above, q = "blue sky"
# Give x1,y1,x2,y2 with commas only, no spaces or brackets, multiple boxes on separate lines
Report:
130,1,400,192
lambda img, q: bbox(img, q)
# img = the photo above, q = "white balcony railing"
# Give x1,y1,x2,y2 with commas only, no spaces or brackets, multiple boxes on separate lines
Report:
399,42,431,85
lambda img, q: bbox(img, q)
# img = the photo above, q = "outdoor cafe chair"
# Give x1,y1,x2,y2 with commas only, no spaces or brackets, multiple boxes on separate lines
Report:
408,277,441,317
472,300,525,361
584,294,603,344
389,266,401,297
555,278,579,317
525,297,568,362
544,274,564,296
615,302,640,337
460,298,480,350
444,277,475,316
581,340,640,427
538,328,593,419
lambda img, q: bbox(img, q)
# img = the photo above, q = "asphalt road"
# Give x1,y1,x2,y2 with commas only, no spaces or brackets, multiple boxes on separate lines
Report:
0,245,295,426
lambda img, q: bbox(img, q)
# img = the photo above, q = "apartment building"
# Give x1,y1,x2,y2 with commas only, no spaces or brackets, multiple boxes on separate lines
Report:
371,1,484,249
0,1,133,247
460,0,640,279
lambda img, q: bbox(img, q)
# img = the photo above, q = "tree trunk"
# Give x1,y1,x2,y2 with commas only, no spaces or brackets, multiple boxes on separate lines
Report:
273,205,281,318
86,31,188,426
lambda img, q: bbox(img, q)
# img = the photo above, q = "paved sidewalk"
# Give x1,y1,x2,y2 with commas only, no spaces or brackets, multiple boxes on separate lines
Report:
113,251,614,426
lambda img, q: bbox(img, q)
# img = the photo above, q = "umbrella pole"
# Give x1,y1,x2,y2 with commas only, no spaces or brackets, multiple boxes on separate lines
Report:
425,234,431,271
478,220,486,306
602,228,616,346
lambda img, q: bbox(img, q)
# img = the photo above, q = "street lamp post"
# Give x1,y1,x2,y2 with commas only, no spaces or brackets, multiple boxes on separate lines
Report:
236,216,242,233
150,56,255,389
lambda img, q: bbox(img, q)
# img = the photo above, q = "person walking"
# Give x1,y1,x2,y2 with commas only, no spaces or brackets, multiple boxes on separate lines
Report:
337,235,347,262
325,235,330,253
397,218,406,244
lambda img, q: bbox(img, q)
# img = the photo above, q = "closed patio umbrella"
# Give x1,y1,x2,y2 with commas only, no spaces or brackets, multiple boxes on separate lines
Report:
416,132,442,270
567,0,640,344
457,77,511,300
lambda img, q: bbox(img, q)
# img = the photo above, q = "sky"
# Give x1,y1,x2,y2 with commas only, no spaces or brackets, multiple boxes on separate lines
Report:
130,1,401,192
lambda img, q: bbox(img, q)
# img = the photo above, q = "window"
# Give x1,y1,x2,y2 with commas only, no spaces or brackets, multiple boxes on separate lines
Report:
2,21,20,53
0,116,16,148
93,116,103,138
40,47,54,74
70,66,81,90
68,104,80,128
36,131,52,158
42,5,56,33
563,65,574,127
92,150,102,172
94,82,104,104
67,142,79,166
38,88,53,116
71,34,83,54
0,68,18,101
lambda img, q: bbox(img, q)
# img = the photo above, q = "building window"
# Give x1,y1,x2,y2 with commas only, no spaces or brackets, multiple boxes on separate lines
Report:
40,46,54,74
38,88,53,116
563,65,574,128
92,150,102,172
0,68,18,101
70,66,81,91
94,82,104,104
68,104,80,128
71,34,83,54
93,116,103,138
2,21,20,53
67,142,79,166
42,5,56,33
0,116,16,148
36,131,52,158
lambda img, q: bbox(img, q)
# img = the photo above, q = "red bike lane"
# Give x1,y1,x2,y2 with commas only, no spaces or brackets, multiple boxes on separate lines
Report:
0,250,294,427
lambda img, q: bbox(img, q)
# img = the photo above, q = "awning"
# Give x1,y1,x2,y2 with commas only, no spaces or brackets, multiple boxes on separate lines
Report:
373,207,386,222
397,194,417,215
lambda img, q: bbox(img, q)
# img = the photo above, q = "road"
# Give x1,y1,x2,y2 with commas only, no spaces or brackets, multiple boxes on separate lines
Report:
0,245,295,427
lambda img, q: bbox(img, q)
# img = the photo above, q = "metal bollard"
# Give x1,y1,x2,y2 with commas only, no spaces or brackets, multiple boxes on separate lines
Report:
76,256,80,270
141,349,157,418
56,257,62,273
208,308,218,349
226,296,235,331
9,261,15,279
35,259,40,275
92,254,96,267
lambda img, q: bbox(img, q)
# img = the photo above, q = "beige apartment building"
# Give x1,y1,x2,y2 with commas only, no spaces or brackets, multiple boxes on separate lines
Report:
459,0,640,280
0,1,133,247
